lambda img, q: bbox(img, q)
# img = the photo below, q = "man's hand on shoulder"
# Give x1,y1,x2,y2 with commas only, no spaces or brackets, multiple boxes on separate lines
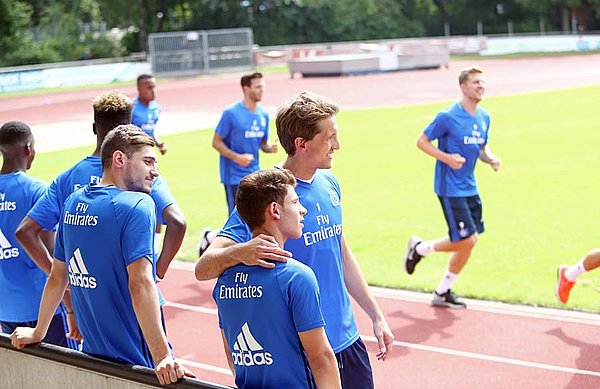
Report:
235,234,292,268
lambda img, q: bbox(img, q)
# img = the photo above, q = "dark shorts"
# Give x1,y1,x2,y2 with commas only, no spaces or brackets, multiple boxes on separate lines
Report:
336,338,374,389
1,311,79,350
438,195,484,242
223,184,239,215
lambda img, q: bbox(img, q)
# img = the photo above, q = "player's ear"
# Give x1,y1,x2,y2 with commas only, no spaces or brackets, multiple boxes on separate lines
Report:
270,202,281,220
113,150,126,168
294,137,307,152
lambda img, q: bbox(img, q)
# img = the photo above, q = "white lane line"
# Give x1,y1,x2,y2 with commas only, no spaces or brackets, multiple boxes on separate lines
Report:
169,261,600,326
166,300,600,378
362,336,600,378
177,358,233,376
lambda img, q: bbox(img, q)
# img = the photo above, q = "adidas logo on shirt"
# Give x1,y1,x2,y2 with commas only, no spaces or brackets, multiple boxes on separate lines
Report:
0,228,19,259
231,322,273,367
68,248,97,289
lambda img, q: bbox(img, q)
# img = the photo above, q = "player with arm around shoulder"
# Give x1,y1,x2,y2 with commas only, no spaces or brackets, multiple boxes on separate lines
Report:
214,168,340,389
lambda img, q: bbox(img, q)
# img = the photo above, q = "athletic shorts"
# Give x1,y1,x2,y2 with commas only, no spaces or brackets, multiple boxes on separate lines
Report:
438,195,484,242
1,312,79,350
336,338,374,389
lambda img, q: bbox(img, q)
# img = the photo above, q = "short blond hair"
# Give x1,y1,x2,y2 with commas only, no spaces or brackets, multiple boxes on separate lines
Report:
92,90,133,132
459,66,483,85
276,91,339,156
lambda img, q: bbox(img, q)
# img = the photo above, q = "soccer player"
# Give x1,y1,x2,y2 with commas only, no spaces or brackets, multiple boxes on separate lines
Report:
556,249,600,304
132,74,168,155
403,66,501,309
197,92,394,389
11,126,193,385
215,168,340,389
16,90,185,283
0,121,79,349
212,72,278,214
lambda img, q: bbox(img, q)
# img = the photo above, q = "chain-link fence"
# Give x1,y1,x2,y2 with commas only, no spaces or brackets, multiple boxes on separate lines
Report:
148,28,254,76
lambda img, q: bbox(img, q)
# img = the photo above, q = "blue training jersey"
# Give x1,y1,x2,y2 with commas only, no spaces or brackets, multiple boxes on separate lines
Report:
423,102,490,197
214,259,324,389
219,170,359,353
27,155,175,229
0,172,59,322
215,101,269,185
132,98,161,140
54,185,156,367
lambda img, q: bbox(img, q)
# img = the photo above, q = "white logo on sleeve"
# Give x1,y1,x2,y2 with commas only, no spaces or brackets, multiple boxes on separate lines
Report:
68,248,97,289
0,228,19,259
231,322,273,366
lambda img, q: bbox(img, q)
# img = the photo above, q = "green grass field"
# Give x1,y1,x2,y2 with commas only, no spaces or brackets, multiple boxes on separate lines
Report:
25,84,600,312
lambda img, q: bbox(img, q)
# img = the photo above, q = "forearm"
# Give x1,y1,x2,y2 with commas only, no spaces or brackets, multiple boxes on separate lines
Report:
310,356,341,389
15,220,52,275
478,147,496,163
35,272,68,338
213,136,240,162
156,210,186,279
417,135,450,164
195,245,240,281
130,276,171,363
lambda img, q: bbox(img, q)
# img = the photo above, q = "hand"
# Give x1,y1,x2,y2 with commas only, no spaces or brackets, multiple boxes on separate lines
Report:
489,156,501,172
158,143,168,155
264,142,278,153
445,153,466,170
234,153,254,167
234,234,292,269
10,327,43,349
373,319,394,361
155,356,195,385
66,312,83,341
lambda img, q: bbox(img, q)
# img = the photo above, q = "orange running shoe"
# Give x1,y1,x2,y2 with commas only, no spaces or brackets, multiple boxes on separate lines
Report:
555,265,575,304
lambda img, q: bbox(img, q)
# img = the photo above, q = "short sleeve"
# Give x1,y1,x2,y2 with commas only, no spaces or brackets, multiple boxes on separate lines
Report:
262,114,270,143
121,196,156,266
423,112,448,142
286,265,325,333
215,110,232,140
218,207,252,244
28,179,61,231
150,176,175,224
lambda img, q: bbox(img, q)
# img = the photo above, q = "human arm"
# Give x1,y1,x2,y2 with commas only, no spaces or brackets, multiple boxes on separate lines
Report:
220,330,236,377
15,217,53,275
194,235,292,281
155,204,186,280
341,234,394,360
479,144,501,172
260,139,278,153
299,327,340,388
416,133,465,170
10,260,69,348
128,257,193,384
212,132,254,167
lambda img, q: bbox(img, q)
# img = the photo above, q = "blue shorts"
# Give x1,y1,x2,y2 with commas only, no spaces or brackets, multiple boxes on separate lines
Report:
223,184,239,215
438,195,484,242
1,311,79,350
336,338,374,389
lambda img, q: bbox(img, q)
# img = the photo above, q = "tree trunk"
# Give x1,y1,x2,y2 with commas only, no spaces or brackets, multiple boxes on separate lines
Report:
138,0,147,53
561,2,570,32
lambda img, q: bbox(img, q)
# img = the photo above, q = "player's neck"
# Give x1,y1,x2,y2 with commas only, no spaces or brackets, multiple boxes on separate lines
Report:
1,159,27,174
138,97,151,106
460,98,479,115
242,98,258,112
252,227,286,248
282,157,317,181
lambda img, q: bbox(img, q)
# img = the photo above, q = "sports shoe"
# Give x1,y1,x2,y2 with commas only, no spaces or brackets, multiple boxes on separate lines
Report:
555,265,575,304
198,228,212,257
404,235,423,275
431,289,467,309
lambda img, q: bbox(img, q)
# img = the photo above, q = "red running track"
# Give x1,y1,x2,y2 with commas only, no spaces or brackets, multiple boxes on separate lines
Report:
162,262,600,389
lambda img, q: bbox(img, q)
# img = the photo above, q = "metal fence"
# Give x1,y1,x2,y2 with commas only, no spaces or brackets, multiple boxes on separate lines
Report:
148,28,254,76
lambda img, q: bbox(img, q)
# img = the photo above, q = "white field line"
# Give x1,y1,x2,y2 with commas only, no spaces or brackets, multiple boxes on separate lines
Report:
164,299,600,378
